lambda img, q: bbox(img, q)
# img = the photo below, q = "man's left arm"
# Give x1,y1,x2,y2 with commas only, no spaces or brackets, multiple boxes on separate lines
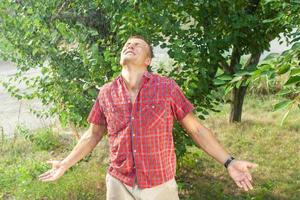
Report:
179,112,258,192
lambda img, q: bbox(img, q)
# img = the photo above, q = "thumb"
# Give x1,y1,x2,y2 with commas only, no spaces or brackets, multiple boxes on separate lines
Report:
246,162,258,169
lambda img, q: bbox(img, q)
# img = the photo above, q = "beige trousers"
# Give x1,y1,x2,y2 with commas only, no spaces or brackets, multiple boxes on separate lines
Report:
106,173,180,200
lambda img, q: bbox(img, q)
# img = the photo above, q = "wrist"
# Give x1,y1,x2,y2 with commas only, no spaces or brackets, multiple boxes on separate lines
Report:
60,160,71,170
224,155,235,169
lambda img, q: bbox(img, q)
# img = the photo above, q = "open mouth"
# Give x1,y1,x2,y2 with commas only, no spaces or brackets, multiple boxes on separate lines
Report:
125,51,135,55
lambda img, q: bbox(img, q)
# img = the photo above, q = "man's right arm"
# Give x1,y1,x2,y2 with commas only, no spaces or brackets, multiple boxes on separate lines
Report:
38,123,107,182
61,123,107,169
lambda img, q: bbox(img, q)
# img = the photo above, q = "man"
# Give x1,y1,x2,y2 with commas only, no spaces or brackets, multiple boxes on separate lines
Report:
39,35,258,200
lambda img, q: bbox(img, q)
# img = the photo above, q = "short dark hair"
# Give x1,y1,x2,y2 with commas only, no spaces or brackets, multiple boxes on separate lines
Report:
127,35,154,58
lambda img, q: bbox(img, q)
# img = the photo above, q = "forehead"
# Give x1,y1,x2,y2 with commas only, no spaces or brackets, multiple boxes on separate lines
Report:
124,38,148,46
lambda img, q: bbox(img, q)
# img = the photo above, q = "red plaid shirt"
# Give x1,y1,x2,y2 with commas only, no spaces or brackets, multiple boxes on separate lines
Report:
88,71,194,188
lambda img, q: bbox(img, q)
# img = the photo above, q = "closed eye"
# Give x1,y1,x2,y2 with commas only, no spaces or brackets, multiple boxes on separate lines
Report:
124,42,144,48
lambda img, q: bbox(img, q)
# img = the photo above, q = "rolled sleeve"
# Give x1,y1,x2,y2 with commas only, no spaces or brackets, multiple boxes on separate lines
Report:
170,80,195,121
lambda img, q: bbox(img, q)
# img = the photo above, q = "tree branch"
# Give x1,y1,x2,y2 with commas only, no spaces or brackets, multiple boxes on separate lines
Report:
218,57,230,73
229,46,241,74
244,52,261,70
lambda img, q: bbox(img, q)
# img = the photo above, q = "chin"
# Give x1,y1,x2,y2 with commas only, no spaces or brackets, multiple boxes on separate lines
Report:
120,57,135,65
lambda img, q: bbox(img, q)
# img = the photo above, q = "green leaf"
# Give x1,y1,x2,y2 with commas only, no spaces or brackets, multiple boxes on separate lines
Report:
230,76,243,83
224,85,233,95
290,68,300,76
285,75,300,85
277,64,290,75
235,80,242,88
89,29,99,36
112,65,119,72
190,82,198,89
291,42,300,50
280,110,290,126
213,79,226,85
263,53,280,61
216,74,232,81
273,100,293,111
291,36,300,43
235,71,252,77
56,22,68,37
276,87,300,96
281,49,290,56
276,88,293,96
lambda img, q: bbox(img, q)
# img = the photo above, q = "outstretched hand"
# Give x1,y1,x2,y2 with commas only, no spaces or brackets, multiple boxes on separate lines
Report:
38,160,68,182
227,160,258,191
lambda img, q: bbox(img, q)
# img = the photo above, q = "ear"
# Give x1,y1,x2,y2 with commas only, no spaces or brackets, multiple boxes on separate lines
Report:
144,57,151,66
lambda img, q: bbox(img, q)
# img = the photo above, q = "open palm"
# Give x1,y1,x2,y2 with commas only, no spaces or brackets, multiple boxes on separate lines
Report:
38,160,68,182
227,160,258,191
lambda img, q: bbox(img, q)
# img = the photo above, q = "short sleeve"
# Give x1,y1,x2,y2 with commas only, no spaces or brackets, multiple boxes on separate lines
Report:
170,80,195,121
87,94,107,126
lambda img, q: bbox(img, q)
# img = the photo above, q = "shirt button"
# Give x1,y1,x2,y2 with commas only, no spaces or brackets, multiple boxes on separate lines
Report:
133,134,135,136
152,105,155,108
134,150,137,153
131,116,135,120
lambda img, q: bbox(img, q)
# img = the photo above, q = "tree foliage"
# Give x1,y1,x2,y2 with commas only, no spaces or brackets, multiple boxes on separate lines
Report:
130,0,300,122
253,40,300,125
1,0,300,156
0,0,127,127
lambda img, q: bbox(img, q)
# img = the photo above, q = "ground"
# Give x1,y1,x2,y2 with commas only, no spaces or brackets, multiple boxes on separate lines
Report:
0,94,299,200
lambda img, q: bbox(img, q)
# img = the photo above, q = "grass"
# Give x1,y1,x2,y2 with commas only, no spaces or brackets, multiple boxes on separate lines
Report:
176,94,300,200
0,94,299,200
0,129,108,200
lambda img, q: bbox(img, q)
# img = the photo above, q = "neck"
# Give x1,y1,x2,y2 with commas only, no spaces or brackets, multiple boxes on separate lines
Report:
121,65,147,91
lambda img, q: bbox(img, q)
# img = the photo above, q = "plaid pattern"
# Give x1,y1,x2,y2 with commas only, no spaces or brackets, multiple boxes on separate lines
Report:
88,71,194,188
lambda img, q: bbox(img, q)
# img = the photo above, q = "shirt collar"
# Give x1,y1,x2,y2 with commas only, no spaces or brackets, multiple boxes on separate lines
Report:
143,70,152,79
117,70,152,82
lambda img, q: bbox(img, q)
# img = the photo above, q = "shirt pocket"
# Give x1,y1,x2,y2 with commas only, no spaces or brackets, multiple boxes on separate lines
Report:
105,103,129,133
141,100,168,129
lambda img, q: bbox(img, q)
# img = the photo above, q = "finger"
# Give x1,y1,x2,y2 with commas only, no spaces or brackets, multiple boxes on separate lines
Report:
240,181,249,191
38,170,53,178
247,162,258,169
39,173,54,181
39,170,59,181
234,180,243,188
39,170,54,179
40,171,61,182
40,176,56,182
245,172,252,182
41,169,64,182
243,178,254,190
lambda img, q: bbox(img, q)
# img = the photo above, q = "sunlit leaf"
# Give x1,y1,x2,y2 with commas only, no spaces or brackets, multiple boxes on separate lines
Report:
274,100,293,111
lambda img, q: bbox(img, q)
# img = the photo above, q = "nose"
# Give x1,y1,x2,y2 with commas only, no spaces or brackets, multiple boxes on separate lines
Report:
127,44,134,50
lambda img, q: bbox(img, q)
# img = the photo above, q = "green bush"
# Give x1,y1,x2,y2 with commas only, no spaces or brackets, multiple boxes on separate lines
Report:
32,129,60,151
15,125,60,151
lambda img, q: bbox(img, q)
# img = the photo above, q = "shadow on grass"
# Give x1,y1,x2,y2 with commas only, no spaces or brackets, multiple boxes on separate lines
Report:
176,158,298,200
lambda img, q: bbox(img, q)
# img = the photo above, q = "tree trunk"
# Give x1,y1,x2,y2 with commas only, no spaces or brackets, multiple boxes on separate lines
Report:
229,85,248,123
229,52,261,123
227,1,261,123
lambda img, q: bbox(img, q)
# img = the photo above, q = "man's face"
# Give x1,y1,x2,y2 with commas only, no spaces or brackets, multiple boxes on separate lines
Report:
120,38,151,67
